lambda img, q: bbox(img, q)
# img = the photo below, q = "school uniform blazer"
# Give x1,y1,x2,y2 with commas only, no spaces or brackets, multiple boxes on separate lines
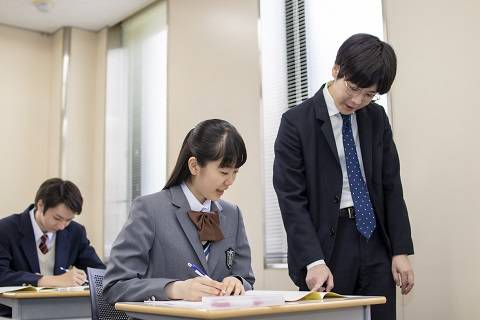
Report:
273,85,414,288
0,205,105,286
103,185,255,303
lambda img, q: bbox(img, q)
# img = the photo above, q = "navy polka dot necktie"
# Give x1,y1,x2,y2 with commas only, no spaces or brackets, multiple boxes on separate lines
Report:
341,114,376,239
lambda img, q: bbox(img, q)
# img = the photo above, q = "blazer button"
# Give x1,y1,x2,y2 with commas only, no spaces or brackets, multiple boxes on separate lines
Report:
333,195,340,204
329,227,335,237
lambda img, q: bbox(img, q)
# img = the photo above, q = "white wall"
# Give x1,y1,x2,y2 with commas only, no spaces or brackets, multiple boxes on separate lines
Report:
0,25,53,214
62,28,106,257
384,0,480,318
0,25,106,257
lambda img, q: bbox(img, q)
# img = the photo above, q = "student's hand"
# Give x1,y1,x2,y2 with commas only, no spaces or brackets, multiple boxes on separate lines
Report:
221,276,245,296
38,266,86,287
165,277,225,301
69,266,87,285
58,266,87,286
305,264,334,292
392,255,414,295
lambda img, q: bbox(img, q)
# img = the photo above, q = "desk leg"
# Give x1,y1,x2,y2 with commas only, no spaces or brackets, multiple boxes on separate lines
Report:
0,297,91,320
363,305,371,320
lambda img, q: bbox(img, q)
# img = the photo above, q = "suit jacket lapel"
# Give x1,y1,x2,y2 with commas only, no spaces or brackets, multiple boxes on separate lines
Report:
356,108,373,183
206,202,226,272
19,210,40,273
170,186,209,274
54,229,70,275
314,86,341,165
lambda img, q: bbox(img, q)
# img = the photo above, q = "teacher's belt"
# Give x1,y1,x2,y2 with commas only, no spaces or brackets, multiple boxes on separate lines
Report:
339,206,355,219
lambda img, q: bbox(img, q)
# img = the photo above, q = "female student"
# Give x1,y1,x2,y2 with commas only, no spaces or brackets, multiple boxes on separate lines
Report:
103,119,255,303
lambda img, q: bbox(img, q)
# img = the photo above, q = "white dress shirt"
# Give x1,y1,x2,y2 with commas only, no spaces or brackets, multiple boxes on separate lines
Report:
307,83,368,270
29,208,55,250
180,182,212,212
29,208,56,275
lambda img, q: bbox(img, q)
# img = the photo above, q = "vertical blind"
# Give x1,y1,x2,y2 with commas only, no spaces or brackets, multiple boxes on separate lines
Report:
285,0,309,109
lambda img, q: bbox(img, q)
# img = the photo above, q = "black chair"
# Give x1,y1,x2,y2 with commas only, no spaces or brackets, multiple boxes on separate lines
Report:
87,267,129,320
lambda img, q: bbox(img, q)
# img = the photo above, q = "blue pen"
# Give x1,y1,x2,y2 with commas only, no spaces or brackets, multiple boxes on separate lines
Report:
187,262,211,279
188,263,226,295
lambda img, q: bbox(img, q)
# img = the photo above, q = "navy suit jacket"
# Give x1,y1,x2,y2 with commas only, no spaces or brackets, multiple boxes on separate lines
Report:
273,85,414,288
0,205,105,286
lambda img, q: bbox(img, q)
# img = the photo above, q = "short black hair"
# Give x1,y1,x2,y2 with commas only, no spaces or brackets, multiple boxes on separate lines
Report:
335,33,397,94
34,178,83,215
164,119,247,189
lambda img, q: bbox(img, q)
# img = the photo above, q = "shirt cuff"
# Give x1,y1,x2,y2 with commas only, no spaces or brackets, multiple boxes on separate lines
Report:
306,259,326,270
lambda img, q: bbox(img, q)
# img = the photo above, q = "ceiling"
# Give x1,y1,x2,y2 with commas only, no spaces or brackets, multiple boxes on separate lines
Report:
0,0,157,34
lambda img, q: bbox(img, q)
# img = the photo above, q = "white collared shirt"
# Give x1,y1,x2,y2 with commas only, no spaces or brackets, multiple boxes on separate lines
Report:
181,182,211,212
323,82,367,210
181,182,224,212
307,83,369,271
29,208,55,249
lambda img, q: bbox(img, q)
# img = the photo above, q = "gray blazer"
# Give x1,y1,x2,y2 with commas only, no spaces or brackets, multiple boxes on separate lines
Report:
103,185,254,303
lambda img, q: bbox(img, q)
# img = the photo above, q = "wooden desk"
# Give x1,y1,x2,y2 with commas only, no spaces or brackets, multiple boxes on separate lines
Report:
116,296,385,320
0,290,91,320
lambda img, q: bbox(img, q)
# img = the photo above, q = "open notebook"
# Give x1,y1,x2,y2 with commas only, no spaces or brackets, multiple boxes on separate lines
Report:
144,290,344,309
0,285,88,294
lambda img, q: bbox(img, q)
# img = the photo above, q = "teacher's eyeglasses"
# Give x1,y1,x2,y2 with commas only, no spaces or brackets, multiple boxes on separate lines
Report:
344,80,380,103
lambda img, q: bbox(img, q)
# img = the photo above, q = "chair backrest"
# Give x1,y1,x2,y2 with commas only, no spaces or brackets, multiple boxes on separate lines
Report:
87,267,129,320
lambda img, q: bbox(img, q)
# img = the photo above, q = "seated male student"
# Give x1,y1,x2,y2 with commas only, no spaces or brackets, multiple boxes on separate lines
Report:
0,177,105,289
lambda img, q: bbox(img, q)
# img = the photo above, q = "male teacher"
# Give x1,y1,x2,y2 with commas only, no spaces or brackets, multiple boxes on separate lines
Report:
273,33,414,320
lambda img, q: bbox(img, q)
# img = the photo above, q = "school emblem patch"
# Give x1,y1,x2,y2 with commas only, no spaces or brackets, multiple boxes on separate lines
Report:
225,248,235,270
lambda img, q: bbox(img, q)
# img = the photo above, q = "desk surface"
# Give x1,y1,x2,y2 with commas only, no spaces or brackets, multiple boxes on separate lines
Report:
116,296,386,320
0,290,90,299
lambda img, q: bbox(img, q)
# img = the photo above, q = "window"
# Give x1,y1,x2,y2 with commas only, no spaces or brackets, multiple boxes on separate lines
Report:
261,0,387,267
104,1,167,258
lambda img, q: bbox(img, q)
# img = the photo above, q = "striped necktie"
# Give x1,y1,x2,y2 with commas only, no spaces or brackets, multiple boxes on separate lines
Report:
39,234,49,254
202,241,211,260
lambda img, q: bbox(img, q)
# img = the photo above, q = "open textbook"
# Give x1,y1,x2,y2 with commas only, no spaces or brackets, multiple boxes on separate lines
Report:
144,290,344,310
245,290,344,302
0,285,88,294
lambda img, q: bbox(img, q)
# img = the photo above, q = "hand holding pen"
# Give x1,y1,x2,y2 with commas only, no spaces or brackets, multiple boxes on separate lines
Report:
188,263,244,296
60,266,88,286
164,262,226,301
37,265,87,287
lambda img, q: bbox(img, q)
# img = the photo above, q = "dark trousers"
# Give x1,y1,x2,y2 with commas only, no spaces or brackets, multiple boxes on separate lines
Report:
329,215,396,320
0,305,11,317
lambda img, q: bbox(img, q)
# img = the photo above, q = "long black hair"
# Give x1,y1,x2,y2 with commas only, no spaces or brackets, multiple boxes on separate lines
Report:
164,119,247,189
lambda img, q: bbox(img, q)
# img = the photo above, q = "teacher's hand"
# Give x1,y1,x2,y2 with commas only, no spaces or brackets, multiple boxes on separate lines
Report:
305,264,334,292
392,255,414,295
